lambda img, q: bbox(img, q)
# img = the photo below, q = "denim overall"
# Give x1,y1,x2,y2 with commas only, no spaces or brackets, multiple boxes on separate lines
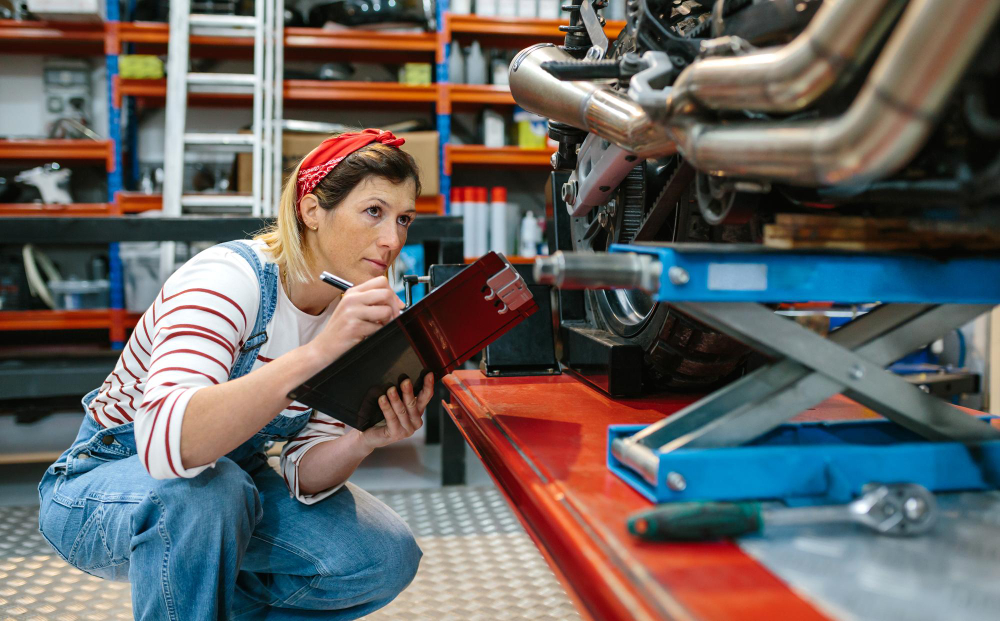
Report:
41,240,310,484
36,240,421,620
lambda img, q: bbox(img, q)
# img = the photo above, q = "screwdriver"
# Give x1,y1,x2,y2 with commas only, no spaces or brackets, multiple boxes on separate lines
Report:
627,483,937,542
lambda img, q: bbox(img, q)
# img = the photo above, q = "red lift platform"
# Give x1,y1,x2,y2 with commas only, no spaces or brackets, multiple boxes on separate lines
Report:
441,369,897,621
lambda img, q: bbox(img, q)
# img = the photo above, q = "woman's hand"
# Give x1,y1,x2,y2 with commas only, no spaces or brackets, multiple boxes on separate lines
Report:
309,276,404,364
362,373,435,451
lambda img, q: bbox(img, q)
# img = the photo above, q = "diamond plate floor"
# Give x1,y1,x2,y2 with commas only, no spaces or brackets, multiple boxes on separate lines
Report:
0,487,581,621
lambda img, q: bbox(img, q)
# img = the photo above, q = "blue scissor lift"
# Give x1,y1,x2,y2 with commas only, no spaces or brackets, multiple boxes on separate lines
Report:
594,243,1000,505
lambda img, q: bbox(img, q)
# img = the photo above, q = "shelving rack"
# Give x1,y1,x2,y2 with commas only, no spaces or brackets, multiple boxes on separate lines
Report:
0,5,620,346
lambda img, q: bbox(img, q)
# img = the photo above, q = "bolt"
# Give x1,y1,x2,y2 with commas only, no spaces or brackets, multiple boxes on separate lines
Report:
904,496,927,520
666,472,687,492
599,185,610,192
550,152,560,169
849,364,865,380
561,181,577,205
883,504,897,517
607,199,616,217
586,46,603,61
919,384,931,394
668,266,690,286
598,212,609,228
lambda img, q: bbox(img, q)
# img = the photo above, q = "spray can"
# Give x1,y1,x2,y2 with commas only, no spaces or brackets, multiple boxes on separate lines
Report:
489,187,508,254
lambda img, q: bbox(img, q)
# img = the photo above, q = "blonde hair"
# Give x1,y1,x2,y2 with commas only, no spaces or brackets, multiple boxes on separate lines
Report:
255,140,421,284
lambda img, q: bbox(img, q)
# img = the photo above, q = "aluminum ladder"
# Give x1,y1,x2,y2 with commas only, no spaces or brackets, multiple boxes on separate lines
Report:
159,0,284,278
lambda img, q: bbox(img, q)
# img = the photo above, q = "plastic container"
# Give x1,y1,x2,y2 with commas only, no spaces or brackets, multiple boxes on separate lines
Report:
460,187,475,258
48,278,110,310
447,42,465,84
519,210,539,258
489,186,508,254
465,41,487,85
474,187,489,258
451,0,473,14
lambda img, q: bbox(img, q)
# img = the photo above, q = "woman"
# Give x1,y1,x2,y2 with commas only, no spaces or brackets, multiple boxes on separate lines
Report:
37,129,433,620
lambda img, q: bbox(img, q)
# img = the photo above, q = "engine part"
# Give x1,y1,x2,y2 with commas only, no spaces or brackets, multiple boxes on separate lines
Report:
564,133,641,217
510,43,677,158
534,250,662,294
675,0,1000,186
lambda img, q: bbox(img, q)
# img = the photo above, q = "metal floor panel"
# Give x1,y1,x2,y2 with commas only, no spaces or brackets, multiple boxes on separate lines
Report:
0,487,581,621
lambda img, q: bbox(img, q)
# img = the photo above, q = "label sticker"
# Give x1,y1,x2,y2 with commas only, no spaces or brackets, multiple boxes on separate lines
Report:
707,263,767,291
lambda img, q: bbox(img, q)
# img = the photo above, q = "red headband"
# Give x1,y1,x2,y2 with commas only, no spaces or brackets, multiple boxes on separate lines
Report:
295,128,406,208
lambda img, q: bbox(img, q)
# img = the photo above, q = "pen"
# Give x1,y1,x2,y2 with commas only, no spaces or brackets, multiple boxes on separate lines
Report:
319,271,354,292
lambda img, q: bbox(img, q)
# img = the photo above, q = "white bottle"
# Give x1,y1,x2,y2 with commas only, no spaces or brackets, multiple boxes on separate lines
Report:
491,53,509,86
458,187,475,258
498,1,517,17
451,0,473,14
473,187,490,258
489,187,508,254
517,0,538,18
482,109,506,147
538,0,560,19
447,42,465,84
519,210,539,258
465,41,487,85
476,0,498,17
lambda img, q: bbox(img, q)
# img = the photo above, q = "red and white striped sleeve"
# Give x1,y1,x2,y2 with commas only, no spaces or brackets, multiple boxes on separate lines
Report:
133,247,259,480
279,410,349,504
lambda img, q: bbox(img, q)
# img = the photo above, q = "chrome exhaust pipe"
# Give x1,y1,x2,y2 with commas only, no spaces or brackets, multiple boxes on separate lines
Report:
509,44,676,158
667,0,903,115
677,0,1000,186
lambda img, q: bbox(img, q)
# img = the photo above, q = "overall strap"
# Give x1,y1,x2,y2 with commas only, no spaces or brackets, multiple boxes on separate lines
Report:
218,240,280,380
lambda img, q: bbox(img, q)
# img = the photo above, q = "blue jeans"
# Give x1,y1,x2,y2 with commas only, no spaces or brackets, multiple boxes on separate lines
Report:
37,412,421,620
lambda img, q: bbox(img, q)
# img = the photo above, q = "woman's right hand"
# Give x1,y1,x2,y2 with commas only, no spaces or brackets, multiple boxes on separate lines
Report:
309,276,404,364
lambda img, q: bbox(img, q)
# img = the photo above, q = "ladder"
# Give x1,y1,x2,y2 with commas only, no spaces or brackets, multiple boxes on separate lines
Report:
161,0,284,218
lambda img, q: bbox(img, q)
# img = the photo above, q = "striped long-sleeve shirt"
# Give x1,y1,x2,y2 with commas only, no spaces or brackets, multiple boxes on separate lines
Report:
90,240,348,505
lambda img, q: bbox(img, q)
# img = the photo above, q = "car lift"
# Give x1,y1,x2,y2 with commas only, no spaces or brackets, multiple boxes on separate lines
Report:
535,243,1000,505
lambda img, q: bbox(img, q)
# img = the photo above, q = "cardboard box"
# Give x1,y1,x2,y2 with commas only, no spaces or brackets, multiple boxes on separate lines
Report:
237,131,438,198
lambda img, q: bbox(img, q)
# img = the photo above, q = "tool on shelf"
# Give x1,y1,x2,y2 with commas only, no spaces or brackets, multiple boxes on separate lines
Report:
628,483,938,542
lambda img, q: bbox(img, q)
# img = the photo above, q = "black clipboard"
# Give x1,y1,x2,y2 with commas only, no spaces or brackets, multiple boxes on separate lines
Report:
287,252,538,430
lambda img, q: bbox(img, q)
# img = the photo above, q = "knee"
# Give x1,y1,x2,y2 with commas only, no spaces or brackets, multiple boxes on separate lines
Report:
370,515,422,597
144,458,261,533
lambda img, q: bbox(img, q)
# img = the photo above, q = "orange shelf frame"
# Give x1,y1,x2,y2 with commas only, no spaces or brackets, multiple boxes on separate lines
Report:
0,203,117,217
0,310,140,332
285,80,438,103
284,27,436,52
441,84,514,113
0,139,115,172
118,79,438,107
446,13,626,39
116,22,436,53
0,19,106,53
445,144,555,174
115,192,164,213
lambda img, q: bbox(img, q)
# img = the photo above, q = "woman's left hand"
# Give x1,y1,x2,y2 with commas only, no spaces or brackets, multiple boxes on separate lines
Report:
362,373,435,451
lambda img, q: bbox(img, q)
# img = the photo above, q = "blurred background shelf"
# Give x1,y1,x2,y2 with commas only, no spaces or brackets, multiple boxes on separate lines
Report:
0,139,114,171
445,145,555,174
0,310,140,332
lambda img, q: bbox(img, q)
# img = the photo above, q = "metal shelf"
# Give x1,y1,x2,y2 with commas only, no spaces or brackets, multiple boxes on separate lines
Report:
444,144,555,174
445,12,626,40
0,139,115,171
0,203,116,217
116,21,436,54
0,19,105,54
0,310,140,332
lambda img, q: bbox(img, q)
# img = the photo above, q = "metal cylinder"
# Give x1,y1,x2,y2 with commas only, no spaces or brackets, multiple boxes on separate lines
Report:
667,0,901,115
509,44,676,158
677,0,1000,186
533,251,662,293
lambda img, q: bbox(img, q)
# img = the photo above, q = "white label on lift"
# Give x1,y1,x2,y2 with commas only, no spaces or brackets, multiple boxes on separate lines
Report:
707,263,768,291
